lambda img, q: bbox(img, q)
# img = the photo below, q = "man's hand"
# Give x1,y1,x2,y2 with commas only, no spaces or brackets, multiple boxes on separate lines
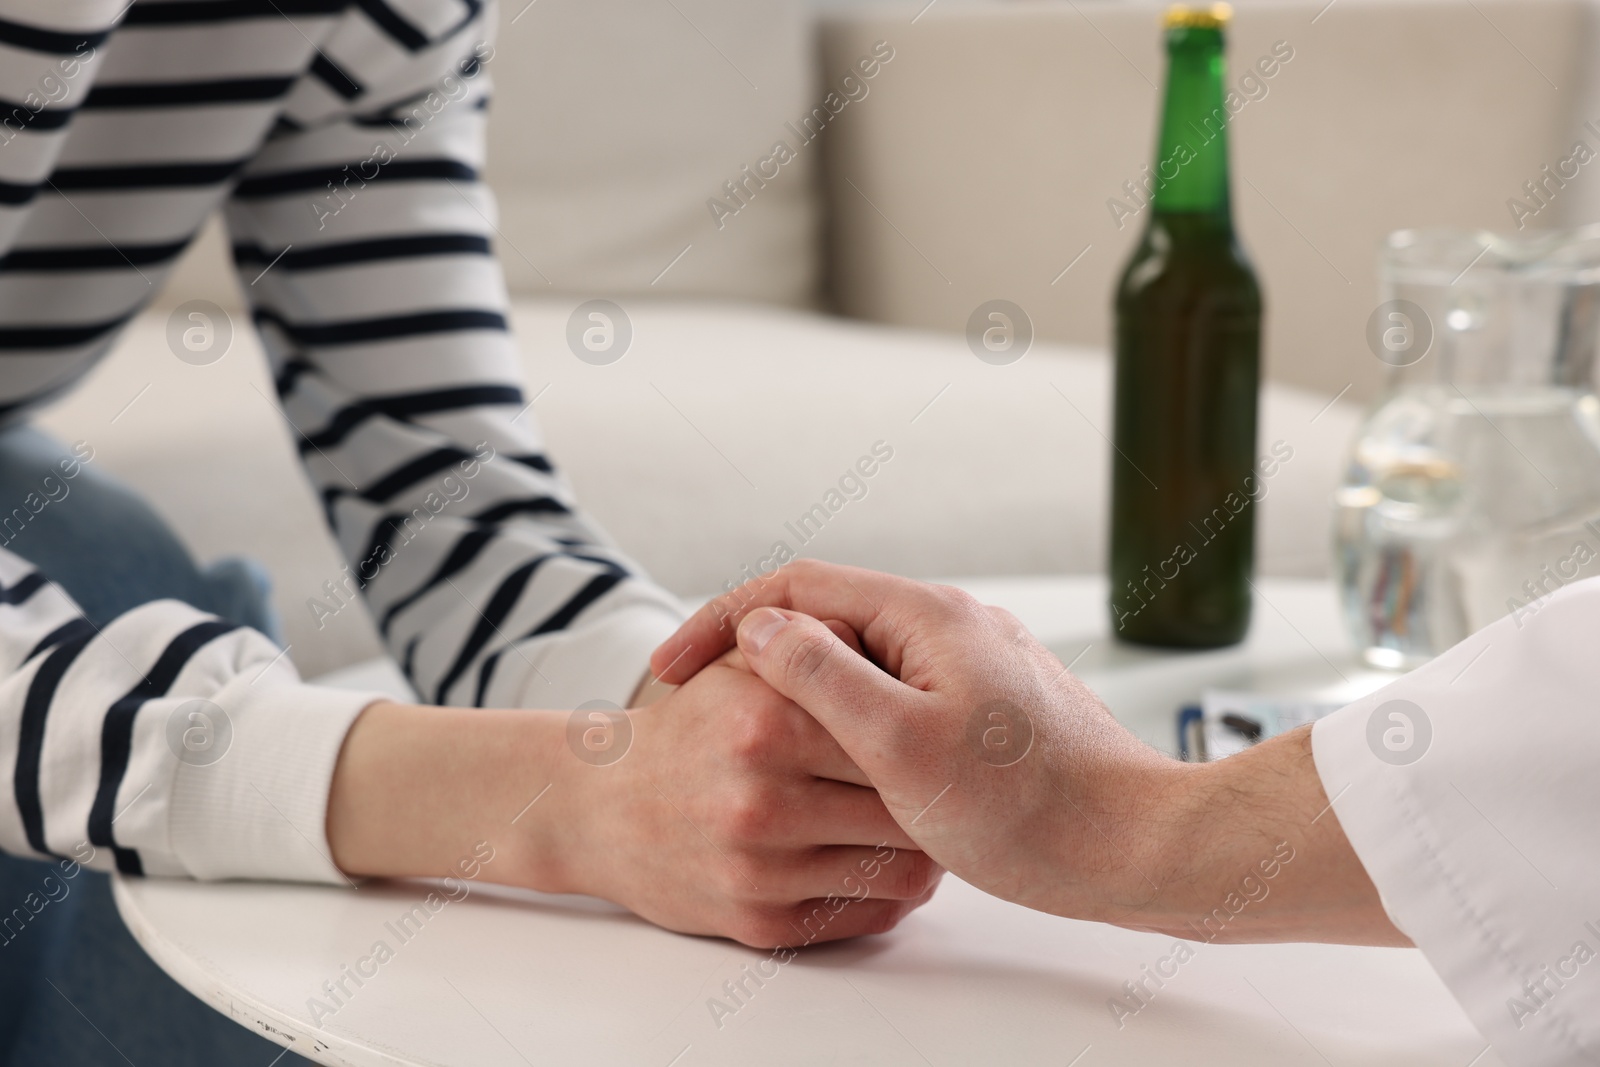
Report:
327,639,942,950
650,560,1407,946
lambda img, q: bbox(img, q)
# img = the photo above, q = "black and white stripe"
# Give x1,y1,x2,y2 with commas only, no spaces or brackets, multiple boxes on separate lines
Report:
0,0,684,882
87,618,239,874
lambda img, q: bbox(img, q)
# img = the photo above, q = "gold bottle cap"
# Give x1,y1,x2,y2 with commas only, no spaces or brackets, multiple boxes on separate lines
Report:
1163,2,1232,29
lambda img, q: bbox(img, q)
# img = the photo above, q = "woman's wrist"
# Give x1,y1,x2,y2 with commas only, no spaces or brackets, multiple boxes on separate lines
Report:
326,700,578,893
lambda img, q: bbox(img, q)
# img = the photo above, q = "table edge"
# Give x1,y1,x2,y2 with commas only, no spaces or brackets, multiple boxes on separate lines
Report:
112,875,425,1067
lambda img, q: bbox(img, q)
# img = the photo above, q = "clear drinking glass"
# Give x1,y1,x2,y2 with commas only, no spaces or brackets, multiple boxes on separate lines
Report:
1335,227,1600,669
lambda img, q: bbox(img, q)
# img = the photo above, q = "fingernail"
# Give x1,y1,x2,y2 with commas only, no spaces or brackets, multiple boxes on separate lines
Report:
740,608,788,655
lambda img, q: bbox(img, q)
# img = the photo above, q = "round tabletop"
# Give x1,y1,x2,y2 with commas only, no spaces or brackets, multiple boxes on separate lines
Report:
115,576,1501,1067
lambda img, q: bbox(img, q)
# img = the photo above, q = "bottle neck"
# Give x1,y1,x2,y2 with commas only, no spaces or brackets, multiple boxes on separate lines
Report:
1151,26,1232,221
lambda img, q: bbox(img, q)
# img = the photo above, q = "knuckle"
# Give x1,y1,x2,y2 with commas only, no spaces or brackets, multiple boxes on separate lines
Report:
785,900,835,943
985,605,1023,632
777,626,837,691
786,557,824,582
909,853,945,895
929,584,985,625
720,783,779,843
865,901,908,936
878,851,934,898
726,704,783,768
728,909,783,949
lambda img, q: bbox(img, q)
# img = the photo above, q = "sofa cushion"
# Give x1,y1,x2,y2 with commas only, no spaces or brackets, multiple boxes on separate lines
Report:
481,0,822,306
35,300,1360,678
158,0,824,314
514,298,1358,594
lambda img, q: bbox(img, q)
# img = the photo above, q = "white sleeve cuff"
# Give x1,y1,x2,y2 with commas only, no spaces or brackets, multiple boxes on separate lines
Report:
509,600,687,710
167,679,384,884
1312,577,1600,1066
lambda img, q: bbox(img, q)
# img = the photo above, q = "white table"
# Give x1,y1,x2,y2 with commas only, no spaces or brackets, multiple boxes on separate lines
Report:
114,576,1501,1067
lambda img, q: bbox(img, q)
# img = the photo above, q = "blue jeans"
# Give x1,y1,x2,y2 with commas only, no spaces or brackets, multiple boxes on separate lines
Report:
0,427,311,1066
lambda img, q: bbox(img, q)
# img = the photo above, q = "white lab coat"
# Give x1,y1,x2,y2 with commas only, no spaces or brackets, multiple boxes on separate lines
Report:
1314,576,1600,1066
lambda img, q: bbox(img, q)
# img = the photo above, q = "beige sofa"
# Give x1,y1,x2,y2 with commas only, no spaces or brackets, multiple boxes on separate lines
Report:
39,0,1591,680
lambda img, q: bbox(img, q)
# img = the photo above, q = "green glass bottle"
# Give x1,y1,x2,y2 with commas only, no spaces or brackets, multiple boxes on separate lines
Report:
1108,2,1262,648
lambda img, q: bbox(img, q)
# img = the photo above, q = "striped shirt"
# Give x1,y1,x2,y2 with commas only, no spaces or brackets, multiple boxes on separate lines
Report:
0,0,683,884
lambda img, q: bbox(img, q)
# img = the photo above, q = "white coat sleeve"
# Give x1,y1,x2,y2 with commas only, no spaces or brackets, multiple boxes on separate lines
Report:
1312,575,1600,1066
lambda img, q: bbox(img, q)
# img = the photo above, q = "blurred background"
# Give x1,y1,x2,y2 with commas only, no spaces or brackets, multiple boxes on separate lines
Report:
42,0,1600,677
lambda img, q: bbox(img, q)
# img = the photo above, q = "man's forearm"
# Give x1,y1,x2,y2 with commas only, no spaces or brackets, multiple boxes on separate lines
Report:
1129,726,1410,947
